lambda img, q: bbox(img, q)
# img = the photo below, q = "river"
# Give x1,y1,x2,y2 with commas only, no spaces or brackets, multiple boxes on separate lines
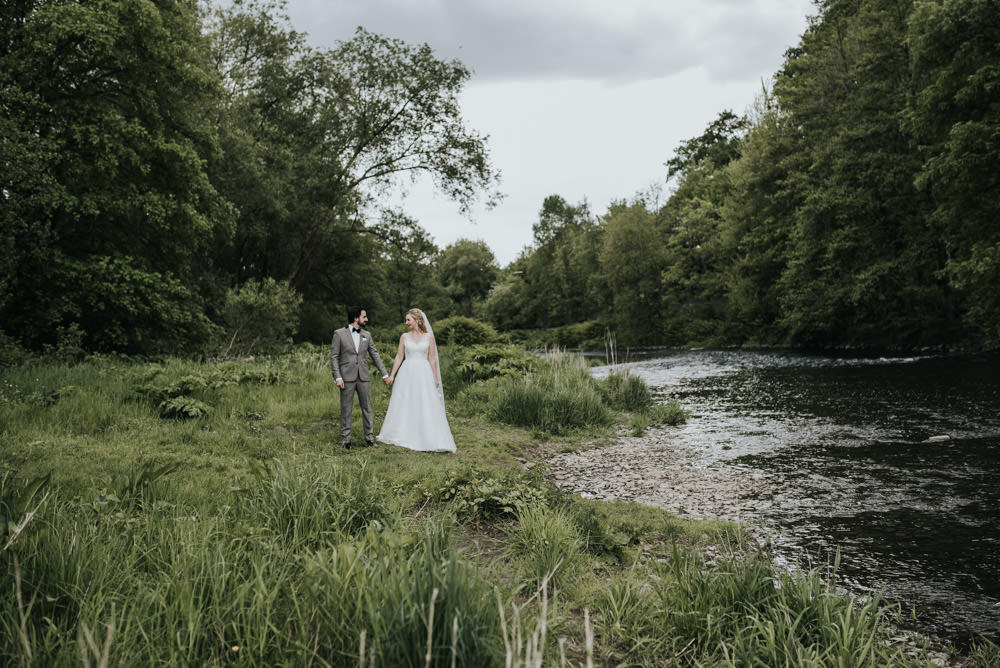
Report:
592,349,999,647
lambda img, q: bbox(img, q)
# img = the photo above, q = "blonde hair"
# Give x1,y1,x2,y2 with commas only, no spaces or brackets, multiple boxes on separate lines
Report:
406,308,428,333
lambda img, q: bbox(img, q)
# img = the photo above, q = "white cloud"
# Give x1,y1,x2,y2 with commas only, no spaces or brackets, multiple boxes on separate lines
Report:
286,0,812,83
276,0,815,264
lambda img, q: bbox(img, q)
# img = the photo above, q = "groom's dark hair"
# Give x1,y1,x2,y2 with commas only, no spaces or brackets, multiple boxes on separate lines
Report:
347,306,365,323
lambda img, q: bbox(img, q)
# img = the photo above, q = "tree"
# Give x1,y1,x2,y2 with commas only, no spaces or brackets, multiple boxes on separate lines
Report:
656,111,750,344
908,0,1000,342
1,0,234,352
719,94,804,343
665,110,749,185
771,0,948,346
206,2,502,321
436,239,499,317
600,202,666,345
375,211,447,323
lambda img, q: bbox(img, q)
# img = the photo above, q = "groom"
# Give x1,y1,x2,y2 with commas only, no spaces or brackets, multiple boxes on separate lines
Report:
331,306,390,448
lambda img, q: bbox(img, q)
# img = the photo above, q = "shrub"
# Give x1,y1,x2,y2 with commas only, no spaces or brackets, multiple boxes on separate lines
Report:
221,278,303,356
433,466,549,521
553,320,606,348
0,330,30,367
487,354,612,434
448,343,537,385
435,316,499,345
599,370,653,412
57,254,218,354
158,396,211,419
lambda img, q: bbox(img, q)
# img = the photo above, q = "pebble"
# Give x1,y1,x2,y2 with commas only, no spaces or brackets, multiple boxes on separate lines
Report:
539,427,775,523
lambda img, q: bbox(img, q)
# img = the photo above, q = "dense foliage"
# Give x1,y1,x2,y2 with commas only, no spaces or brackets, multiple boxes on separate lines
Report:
1,0,499,354
3,0,996,354
485,0,1000,348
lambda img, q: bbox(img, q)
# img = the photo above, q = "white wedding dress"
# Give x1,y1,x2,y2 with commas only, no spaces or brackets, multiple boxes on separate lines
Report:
378,333,457,452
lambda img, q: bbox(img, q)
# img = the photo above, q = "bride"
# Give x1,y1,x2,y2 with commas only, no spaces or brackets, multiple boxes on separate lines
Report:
377,309,457,452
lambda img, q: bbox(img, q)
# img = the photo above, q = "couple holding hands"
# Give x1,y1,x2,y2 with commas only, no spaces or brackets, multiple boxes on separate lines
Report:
331,306,456,453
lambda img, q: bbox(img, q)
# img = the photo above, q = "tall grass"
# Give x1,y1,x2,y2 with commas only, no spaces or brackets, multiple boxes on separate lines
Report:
592,542,916,666
1,460,502,666
506,504,583,591
483,354,613,434
0,350,954,666
599,370,652,412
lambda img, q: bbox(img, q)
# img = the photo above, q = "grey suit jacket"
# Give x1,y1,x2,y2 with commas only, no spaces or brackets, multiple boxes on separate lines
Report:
331,327,388,382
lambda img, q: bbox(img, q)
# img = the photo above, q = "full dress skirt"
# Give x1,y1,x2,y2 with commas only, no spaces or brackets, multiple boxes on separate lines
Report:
378,335,456,452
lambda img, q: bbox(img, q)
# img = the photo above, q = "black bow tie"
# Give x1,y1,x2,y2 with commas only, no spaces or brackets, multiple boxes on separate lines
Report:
352,327,362,333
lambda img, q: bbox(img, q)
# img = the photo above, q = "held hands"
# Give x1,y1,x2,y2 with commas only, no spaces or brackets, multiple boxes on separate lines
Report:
384,376,392,386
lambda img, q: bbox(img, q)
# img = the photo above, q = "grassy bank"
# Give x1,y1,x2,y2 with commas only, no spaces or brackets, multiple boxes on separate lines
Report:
0,346,966,665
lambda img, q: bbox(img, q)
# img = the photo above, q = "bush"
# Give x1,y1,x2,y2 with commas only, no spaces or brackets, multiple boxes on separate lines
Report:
435,316,499,345
61,255,219,354
553,320,607,348
221,278,303,356
487,354,612,434
599,370,653,412
433,466,548,521
447,344,537,385
158,396,211,419
0,330,31,367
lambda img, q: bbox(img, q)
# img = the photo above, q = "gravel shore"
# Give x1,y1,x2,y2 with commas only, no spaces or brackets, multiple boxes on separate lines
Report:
536,426,957,666
538,426,776,523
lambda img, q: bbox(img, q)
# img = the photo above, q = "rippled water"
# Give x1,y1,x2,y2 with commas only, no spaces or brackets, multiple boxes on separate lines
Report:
603,349,1000,646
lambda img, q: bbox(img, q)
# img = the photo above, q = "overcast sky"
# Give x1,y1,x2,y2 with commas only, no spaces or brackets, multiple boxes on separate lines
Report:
282,0,816,265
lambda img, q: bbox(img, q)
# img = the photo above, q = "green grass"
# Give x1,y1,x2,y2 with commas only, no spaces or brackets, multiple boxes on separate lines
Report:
0,348,958,666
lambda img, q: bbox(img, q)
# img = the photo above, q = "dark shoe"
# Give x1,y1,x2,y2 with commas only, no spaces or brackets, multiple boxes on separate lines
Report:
364,440,378,448
343,442,352,449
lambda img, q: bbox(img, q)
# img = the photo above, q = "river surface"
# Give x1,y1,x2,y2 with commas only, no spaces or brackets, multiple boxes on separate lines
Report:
594,349,1000,647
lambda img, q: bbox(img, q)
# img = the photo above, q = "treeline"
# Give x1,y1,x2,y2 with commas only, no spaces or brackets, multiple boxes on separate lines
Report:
3,0,998,356
1,0,501,355
483,0,999,348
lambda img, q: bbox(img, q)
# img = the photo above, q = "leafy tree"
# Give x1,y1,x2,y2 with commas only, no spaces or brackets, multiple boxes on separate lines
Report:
483,260,537,331
1,0,233,352
720,95,804,343
599,202,667,345
206,2,501,325
771,0,947,346
437,239,499,317
665,110,749,184
373,211,448,323
656,111,749,344
908,0,1000,342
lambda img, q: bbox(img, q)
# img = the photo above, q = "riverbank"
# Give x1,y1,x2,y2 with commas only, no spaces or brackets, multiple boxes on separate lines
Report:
536,425,775,522
534,426,980,666
1,348,987,665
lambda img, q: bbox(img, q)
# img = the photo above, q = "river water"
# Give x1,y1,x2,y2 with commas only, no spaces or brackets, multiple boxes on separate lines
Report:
603,349,999,647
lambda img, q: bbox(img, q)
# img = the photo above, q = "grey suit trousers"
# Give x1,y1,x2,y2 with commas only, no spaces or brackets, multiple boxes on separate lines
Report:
339,380,373,444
